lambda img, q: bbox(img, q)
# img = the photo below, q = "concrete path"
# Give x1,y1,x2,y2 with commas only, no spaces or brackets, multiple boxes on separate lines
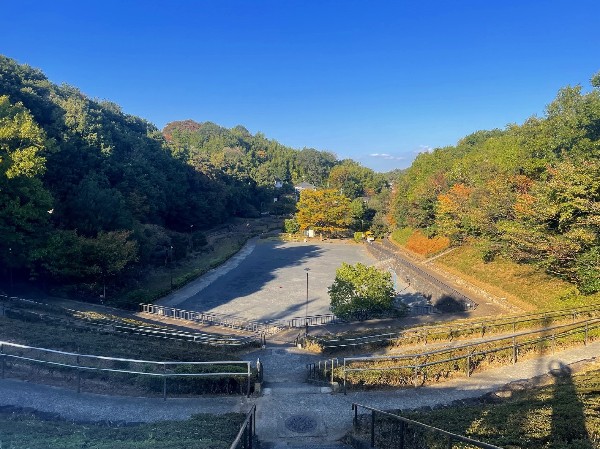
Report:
2,239,598,447
1,339,597,446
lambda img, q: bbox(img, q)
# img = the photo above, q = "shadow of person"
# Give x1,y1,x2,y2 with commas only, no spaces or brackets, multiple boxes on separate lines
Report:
549,361,591,447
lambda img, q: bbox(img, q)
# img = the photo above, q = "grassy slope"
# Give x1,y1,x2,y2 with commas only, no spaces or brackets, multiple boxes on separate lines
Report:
0,409,244,449
0,310,241,361
401,366,600,449
434,242,600,311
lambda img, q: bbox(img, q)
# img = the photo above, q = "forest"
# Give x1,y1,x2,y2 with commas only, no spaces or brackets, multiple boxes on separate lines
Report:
0,55,386,300
1,53,598,302
390,73,600,294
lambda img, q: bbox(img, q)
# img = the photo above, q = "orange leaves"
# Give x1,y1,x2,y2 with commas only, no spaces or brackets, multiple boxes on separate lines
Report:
405,230,450,257
436,183,473,215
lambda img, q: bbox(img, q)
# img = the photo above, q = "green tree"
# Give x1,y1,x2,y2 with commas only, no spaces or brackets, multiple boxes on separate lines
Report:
0,96,53,271
328,263,395,320
283,218,300,234
500,160,600,291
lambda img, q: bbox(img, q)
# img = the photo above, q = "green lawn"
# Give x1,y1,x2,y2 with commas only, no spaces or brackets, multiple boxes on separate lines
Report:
0,408,244,449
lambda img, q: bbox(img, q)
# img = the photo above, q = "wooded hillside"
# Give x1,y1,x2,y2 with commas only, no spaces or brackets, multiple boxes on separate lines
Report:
391,74,600,294
0,56,382,298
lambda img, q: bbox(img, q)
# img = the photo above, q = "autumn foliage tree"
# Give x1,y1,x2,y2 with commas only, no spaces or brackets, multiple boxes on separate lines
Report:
295,189,352,237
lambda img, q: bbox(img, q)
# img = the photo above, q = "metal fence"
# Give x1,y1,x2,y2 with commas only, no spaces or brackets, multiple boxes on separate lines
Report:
310,302,600,350
140,303,285,336
351,403,502,449
287,314,340,328
0,341,254,398
229,404,257,449
339,318,600,392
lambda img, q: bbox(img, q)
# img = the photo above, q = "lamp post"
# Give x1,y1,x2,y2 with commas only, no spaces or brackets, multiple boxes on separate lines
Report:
189,225,194,252
165,245,173,290
8,247,13,296
304,268,310,336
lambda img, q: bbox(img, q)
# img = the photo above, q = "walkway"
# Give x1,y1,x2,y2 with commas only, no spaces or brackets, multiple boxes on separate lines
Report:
1,339,597,446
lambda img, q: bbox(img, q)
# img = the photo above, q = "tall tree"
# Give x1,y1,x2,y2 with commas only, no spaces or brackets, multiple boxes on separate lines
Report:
295,189,352,237
0,96,52,270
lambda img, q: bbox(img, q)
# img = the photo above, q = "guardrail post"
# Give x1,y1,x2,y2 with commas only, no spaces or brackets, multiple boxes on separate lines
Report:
353,403,358,427
248,411,253,449
1,344,5,379
247,362,251,398
584,322,588,346
331,359,335,384
76,355,81,393
163,363,167,401
466,355,471,378
399,421,405,449
513,336,517,364
481,323,485,338
371,410,376,448
343,360,347,395
551,333,555,354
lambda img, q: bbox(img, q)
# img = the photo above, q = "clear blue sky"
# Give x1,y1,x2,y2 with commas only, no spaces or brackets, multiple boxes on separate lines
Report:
2,1,599,172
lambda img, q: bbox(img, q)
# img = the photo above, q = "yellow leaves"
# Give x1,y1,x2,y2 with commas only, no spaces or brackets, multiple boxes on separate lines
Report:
0,95,46,179
295,188,352,235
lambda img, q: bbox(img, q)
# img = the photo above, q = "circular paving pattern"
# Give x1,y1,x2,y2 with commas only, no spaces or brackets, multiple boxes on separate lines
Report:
284,414,318,433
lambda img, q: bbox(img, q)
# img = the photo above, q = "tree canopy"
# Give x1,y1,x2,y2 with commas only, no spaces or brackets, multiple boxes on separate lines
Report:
328,262,395,320
295,189,352,237
390,75,600,293
0,55,387,300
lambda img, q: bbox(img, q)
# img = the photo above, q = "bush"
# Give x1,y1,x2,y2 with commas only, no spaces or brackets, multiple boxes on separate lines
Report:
405,230,450,257
329,263,395,320
391,227,414,245
283,218,300,234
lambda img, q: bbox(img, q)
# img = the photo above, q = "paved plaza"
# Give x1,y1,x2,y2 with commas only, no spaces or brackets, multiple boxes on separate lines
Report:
159,239,391,322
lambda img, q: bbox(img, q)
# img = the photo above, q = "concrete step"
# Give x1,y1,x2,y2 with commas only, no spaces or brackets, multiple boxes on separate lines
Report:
262,382,332,395
260,441,352,449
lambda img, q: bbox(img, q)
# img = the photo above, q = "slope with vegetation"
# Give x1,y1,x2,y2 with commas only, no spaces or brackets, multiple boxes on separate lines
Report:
0,55,388,305
390,72,600,304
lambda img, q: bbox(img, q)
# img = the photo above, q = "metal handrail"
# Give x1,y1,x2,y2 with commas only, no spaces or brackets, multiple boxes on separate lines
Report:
140,303,286,335
229,404,257,449
314,301,600,349
351,403,503,449
343,317,599,364
0,340,254,398
338,318,599,391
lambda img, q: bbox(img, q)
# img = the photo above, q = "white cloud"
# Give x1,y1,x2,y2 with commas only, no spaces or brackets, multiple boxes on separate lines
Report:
369,153,405,161
415,145,433,154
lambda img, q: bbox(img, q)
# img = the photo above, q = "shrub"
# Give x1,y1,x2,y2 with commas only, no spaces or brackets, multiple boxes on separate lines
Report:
283,218,300,234
405,230,450,257
391,227,414,245
329,263,395,320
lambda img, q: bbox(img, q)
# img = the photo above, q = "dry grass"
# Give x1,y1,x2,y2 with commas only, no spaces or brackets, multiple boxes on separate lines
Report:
434,242,600,312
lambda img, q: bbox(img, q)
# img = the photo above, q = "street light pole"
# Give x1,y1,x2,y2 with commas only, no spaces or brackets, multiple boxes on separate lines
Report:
8,247,13,296
304,268,310,336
